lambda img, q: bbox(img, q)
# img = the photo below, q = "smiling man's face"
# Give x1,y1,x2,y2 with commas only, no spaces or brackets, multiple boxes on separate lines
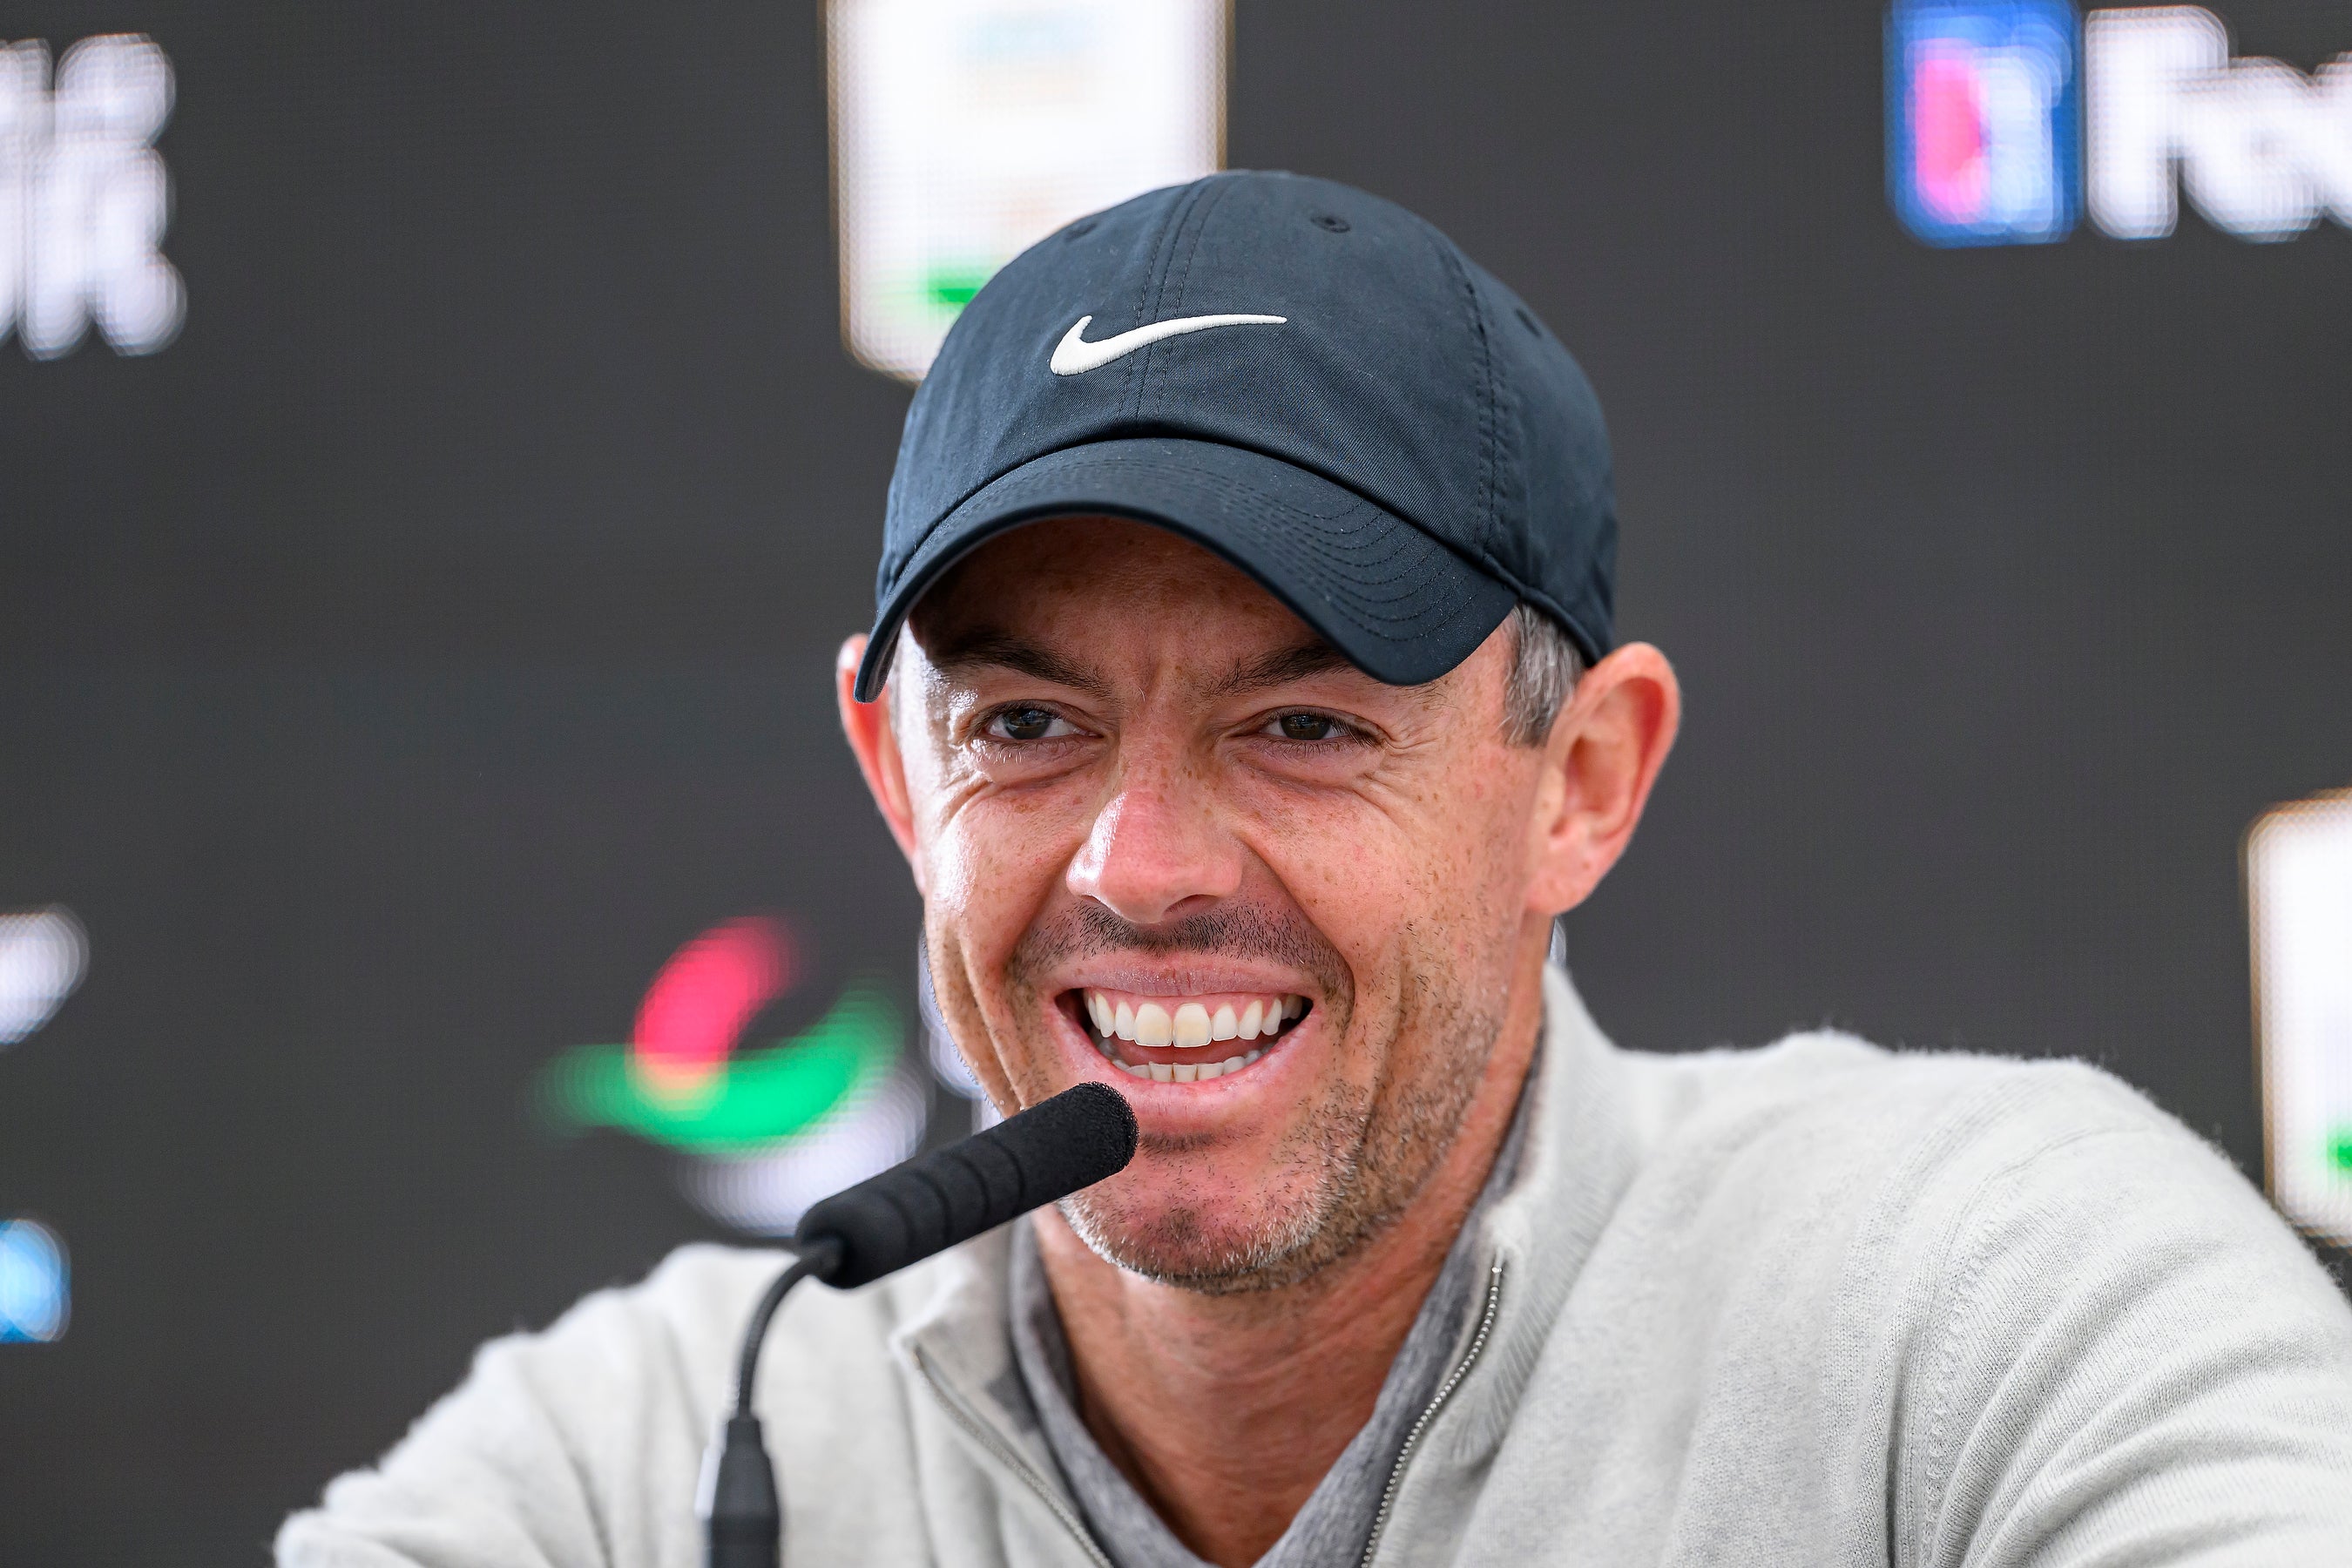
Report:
845,517,1585,1293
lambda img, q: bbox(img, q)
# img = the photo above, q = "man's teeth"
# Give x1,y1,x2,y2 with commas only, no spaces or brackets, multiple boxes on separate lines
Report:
1079,989,1307,1084
1083,991,1305,1047
1115,1050,1264,1083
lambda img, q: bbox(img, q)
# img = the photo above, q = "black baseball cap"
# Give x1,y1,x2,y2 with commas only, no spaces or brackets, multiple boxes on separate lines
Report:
853,171,1617,702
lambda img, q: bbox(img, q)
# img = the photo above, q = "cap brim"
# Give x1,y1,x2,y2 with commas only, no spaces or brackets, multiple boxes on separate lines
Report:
854,436,1517,701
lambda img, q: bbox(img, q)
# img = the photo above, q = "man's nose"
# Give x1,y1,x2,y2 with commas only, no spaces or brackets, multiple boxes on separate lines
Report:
1068,763,1244,927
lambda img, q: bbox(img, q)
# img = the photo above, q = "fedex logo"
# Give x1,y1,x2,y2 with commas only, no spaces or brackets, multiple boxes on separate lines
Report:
2088,8,2352,239
1889,2,2352,245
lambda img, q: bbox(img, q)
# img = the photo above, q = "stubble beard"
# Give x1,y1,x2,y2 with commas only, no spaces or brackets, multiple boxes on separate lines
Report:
990,903,1505,1297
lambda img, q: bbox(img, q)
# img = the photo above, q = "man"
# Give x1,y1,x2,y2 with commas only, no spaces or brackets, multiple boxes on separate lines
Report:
280,172,2352,1567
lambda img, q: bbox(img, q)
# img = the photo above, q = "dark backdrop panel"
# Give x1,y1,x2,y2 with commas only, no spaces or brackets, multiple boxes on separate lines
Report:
2,0,2346,1560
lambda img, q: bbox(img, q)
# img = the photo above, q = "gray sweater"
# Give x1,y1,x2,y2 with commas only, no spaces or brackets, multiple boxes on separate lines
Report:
279,969,2352,1566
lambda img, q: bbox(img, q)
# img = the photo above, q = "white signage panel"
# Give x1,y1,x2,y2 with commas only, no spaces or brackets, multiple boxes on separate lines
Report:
829,0,1225,382
2248,791,2352,1247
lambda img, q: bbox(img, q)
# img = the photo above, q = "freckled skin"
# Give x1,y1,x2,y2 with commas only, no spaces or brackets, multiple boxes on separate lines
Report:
837,517,1679,1568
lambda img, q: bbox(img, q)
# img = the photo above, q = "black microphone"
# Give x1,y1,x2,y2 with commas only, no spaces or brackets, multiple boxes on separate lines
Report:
700,1081,1139,1568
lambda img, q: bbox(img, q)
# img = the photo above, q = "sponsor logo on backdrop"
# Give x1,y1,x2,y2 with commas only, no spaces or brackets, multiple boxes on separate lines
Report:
0,1219,68,1343
0,907,84,1048
0,34,181,357
2087,7,2352,240
1888,0,2083,245
535,916,931,1233
0,910,78,1346
1889,2,2352,246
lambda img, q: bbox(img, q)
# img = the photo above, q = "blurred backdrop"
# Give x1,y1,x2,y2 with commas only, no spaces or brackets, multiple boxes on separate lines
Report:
2,0,2348,1559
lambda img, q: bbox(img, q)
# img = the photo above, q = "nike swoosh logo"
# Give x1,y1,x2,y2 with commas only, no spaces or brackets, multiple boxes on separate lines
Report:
1049,313,1288,375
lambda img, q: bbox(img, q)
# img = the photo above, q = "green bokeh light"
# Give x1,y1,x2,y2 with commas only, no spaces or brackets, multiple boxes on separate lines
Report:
537,983,902,1154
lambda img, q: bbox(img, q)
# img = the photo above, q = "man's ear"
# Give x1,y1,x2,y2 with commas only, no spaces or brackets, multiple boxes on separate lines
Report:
836,635,925,888
1525,641,1680,917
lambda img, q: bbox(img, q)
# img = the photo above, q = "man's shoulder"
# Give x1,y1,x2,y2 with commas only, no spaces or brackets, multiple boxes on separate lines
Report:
1578,1029,2349,1390
595,1234,982,1374
1604,1031,2349,1322
1599,1031,2314,1281
276,1243,975,1565
1631,1029,2203,1181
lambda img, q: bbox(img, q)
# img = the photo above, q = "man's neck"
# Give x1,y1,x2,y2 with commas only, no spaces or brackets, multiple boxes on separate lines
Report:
1031,950,1546,1567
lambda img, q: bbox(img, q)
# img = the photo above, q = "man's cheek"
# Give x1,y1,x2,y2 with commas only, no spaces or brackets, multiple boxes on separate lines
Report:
963,792,1090,882
925,927,1010,1105
922,813,1031,936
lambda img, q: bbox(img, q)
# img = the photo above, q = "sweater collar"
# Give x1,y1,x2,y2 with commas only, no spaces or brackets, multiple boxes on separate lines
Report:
1436,964,1643,1462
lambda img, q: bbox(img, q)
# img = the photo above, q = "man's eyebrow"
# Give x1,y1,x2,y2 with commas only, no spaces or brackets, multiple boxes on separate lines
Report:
1207,640,1361,700
920,629,1110,699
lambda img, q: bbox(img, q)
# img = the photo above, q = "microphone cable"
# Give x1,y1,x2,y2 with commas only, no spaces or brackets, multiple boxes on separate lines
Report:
702,1080,1138,1568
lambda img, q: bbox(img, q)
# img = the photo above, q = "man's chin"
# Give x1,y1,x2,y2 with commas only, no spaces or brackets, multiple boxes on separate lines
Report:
1057,1178,1369,1296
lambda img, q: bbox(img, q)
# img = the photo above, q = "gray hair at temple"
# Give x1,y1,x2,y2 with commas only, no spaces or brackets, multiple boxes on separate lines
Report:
1502,603,1586,747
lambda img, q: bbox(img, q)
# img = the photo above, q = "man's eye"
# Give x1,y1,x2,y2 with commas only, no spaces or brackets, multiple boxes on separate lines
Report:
1269,712,1344,742
985,706,1071,742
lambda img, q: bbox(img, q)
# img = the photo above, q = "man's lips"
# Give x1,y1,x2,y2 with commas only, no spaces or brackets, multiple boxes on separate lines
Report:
1062,986,1311,1084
